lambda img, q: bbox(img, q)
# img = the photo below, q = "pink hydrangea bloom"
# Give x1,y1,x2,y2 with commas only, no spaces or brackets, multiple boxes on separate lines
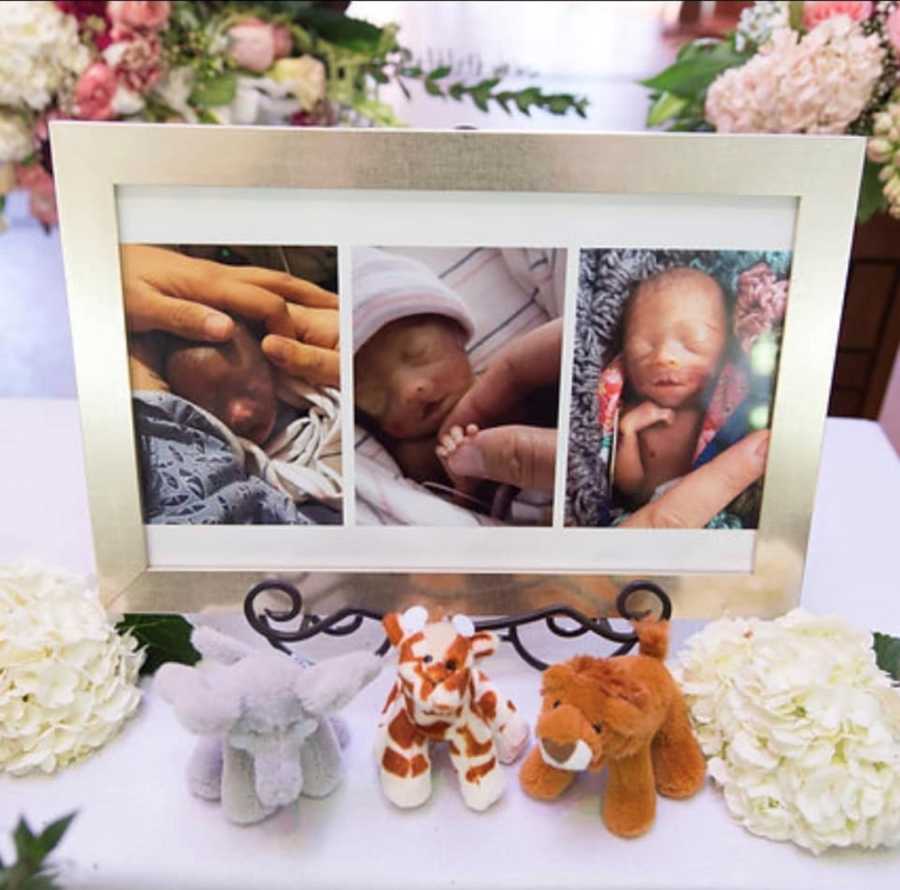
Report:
705,16,883,134
886,6,900,56
734,262,788,350
73,62,117,120
803,1,873,30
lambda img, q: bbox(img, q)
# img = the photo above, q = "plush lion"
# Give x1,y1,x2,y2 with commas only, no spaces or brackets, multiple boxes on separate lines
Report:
519,619,705,837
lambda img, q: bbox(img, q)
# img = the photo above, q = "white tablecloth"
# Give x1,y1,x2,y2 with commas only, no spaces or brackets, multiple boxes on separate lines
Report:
0,401,898,889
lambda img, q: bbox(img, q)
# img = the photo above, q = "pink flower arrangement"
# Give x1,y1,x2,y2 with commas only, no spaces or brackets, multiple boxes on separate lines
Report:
803,0,873,29
73,62,118,120
734,262,789,351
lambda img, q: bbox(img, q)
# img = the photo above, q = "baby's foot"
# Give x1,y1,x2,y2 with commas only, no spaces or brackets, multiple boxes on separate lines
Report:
436,424,480,463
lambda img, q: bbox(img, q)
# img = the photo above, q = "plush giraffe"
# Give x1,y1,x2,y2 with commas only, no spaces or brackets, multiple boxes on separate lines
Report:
375,606,530,811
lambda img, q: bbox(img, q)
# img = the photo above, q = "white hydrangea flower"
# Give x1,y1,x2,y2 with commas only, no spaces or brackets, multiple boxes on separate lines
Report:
735,0,790,52
706,15,884,134
0,112,33,164
0,1,91,112
0,563,143,776
869,89,900,218
674,609,900,854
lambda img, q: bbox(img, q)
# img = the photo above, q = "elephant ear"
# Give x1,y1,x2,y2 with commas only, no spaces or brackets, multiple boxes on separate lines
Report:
155,663,241,735
297,651,382,716
191,626,254,666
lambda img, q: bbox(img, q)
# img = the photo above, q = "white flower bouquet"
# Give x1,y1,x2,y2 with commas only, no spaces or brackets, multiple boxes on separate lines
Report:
675,609,900,854
0,563,143,776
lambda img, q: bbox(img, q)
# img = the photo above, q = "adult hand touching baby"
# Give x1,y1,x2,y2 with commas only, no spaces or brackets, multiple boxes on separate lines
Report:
120,245,340,387
438,316,770,528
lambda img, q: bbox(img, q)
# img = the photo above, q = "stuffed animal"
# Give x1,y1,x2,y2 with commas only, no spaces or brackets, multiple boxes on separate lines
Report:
376,606,530,811
155,626,381,825
519,618,705,837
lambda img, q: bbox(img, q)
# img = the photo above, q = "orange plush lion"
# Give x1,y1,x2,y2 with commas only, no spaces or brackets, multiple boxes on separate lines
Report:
519,619,705,837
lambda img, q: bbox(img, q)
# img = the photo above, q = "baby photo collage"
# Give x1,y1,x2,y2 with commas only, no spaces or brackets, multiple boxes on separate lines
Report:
124,242,790,531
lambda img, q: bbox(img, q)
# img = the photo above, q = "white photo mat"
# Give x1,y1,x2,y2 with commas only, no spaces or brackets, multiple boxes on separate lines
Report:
119,185,796,574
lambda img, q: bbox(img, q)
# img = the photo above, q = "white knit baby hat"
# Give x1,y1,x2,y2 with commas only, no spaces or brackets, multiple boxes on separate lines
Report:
352,247,475,353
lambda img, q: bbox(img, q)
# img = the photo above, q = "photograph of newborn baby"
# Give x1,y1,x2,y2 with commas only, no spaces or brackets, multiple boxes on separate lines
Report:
566,248,790,530
124,243,343,525
352,245,567,526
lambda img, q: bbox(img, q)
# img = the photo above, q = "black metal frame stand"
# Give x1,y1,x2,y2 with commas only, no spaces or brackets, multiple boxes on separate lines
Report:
243,580,672,670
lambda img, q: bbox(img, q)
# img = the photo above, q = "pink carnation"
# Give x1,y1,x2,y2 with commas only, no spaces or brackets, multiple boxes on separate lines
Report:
74,62,118,120
15,164,58,228
107,1,170,31
273,25,293,59
734,262,788,350
107,35,163,93
887,6,900,56
803,1,873,30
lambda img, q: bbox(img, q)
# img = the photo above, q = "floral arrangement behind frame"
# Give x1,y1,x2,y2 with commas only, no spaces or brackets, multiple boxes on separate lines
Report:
643,0,900,221
0,0,587,229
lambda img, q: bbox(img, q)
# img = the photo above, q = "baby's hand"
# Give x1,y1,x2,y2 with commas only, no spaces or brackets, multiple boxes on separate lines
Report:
620,401,674,436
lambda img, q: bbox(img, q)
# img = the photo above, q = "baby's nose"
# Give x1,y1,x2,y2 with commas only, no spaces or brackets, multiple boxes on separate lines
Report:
403,375,435,404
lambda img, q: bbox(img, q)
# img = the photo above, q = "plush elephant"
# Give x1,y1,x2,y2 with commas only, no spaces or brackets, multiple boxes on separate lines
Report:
155,627,381,824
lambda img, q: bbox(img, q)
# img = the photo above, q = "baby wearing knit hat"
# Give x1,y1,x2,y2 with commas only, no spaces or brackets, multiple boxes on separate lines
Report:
353,247,477,486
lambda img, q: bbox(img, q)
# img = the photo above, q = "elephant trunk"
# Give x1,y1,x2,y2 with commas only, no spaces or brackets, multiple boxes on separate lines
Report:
253,731,304,808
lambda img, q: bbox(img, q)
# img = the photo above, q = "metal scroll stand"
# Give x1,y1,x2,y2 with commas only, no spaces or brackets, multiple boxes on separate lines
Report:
243,580,673,670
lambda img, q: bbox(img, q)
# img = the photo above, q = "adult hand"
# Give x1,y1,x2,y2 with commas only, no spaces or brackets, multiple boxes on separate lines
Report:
438,319,563,491
619,429,770,529
121,244,341,387
261,294,340,388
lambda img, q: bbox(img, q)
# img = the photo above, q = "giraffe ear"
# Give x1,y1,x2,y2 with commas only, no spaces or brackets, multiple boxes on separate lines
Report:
399,605,428,635
383,613,404,647
470,630,498,659
451,614,475,638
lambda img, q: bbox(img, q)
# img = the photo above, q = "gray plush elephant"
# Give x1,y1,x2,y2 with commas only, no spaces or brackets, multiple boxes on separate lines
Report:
155,627,381,825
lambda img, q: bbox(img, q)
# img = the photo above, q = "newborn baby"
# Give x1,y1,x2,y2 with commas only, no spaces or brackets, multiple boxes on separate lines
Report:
165,319,278,446
355,313,474,483
614,267,728,506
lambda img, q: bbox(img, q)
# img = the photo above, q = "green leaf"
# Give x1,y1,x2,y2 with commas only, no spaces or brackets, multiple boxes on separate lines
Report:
423,79,443,97
34,814,77,861
399,66,423,78
13,819,37,868
294,8,384,54
472,93,489,112
647,91,689,127
874,632,900,682
116,614,200,676
448,81,466,100
857,159,888,224
426,65,452,81
641,42,747,97
788,0,805,31
189,72,236,108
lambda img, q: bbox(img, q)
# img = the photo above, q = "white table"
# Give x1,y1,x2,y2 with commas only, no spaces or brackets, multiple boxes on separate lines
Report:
1,401,899,889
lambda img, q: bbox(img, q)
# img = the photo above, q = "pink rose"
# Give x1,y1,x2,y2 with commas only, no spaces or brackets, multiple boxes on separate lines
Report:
886,6,900,56
74,63,118,120
228,18,276,73
15,164,58,228
803,1,873,30
734,262,789,351
107,1,170,32
273,24,293,59
107,35,163,93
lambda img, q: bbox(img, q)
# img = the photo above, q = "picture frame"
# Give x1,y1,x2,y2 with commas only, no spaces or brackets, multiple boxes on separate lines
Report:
50,122,864,617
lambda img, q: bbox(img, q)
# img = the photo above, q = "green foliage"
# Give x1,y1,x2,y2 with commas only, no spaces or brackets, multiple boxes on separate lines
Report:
116,614,200,676
858,159,889,224
189,71,237,107
641,39,749,97
874,632,900,682
0,813,76,890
